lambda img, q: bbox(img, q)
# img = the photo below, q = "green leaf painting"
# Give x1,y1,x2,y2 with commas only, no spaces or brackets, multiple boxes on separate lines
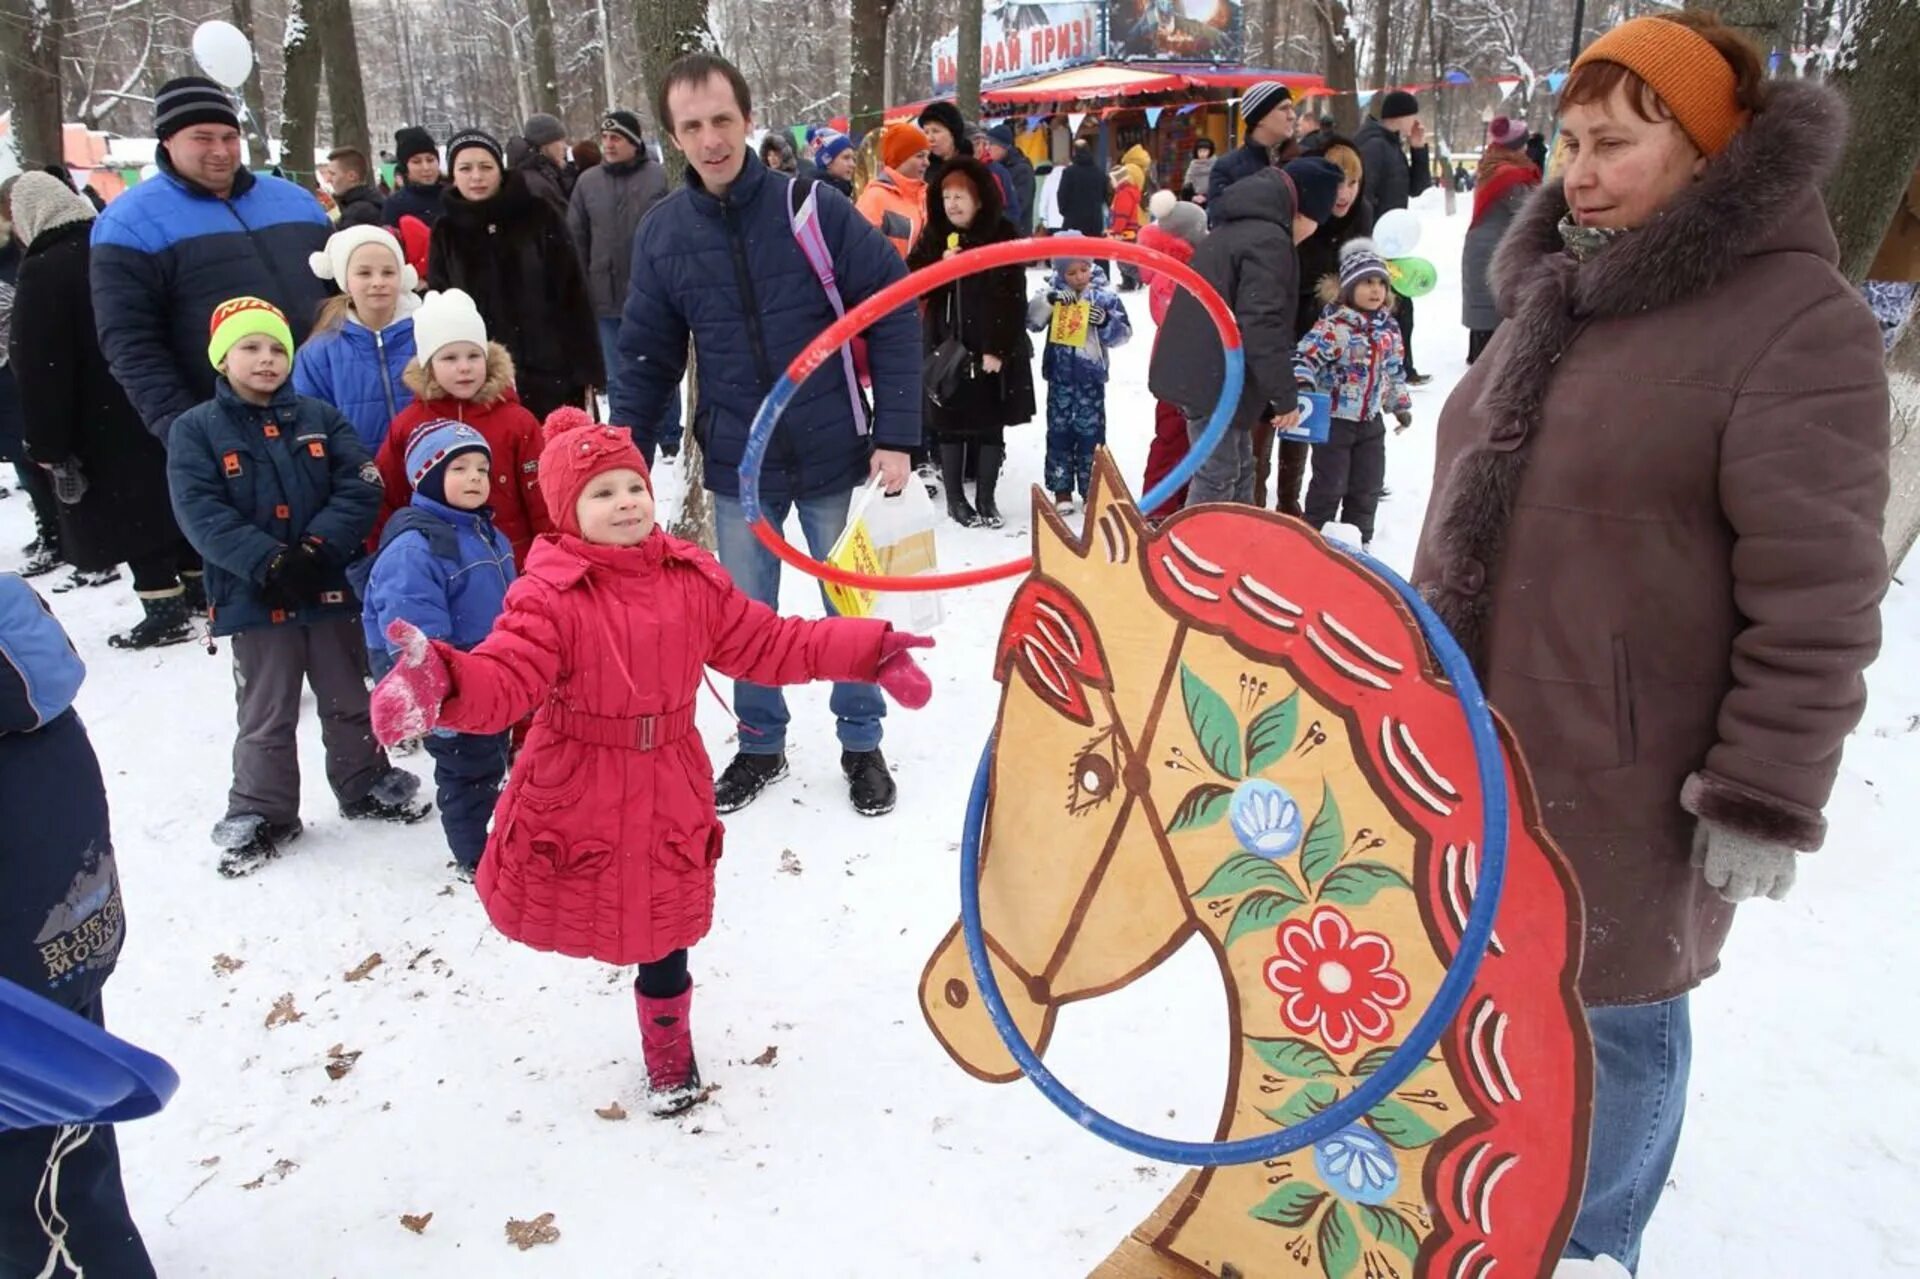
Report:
1245,1036,1340,1080
1317,1200,1361,1279
1191,852,1300,899
1318,861,1413,906
1261,1080,1338,1128
1244,689,1300,776
1248,1181,1327,1230
1223,886,1307,948
1180,664,1243,779
1366,1098,1442,1149
1350,1048,1436,1080
1167,782,1233,833
1360,1204,1422,1262
1299,783,1346,887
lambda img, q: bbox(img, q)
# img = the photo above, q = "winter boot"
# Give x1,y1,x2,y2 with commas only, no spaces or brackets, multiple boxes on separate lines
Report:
180,570,209,616
50,567,121,593
18,526,63,577
341,767,433,824
109,591,194,650
638,984,704,1117
940,443,980,527
714,751,788,814
843,748,897,817
212,814,305,878
974,445,1006,530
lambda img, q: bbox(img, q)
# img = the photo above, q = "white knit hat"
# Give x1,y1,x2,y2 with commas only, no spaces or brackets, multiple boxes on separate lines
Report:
411,289,490,366
309,225,418,296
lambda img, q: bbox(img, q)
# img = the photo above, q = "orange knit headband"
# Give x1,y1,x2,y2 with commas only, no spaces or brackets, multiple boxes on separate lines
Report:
1573,16,1750,158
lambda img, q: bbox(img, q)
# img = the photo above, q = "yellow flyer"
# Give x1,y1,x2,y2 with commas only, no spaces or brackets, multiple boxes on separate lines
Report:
1049,299,1091,349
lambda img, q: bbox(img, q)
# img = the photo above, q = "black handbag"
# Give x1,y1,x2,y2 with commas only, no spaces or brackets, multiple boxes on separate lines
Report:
923,286,972,408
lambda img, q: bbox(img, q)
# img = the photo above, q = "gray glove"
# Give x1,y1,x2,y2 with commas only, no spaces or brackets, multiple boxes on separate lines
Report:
1691,822,1797,903
46,461,88,506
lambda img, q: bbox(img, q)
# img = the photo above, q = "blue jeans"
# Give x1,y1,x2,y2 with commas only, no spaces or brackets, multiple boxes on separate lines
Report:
1565,995,1692,1274
598,317,682,461
710,489,884,756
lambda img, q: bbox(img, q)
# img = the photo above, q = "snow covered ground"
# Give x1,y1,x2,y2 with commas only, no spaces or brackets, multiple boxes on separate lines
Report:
11,192,1918,1277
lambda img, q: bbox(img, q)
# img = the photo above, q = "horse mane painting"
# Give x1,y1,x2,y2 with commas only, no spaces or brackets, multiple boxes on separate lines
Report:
919,453,1595,1279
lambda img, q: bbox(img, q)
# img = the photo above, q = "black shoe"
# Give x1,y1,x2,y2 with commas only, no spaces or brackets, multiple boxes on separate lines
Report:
842,749,896,817
51,567,120,593
109,594,194,650
341,768,433,824
1407,372,1433,386
449,860,477,884
212,815,305,877
19,541,63,578
946,495,982,527
714,751,788,814
975,445,1005,530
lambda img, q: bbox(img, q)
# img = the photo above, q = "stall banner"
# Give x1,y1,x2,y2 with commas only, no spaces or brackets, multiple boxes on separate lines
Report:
932,1,1101,95
1109,0,1243,62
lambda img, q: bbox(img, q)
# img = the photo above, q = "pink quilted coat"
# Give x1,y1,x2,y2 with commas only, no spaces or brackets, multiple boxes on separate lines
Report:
435,530,890,964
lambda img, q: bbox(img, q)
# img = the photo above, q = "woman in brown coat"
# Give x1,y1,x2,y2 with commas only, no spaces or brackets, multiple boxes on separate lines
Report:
1412,14,1889,1272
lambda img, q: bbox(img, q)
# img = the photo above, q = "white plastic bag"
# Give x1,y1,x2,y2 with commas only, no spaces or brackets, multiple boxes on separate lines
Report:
825,477,945,633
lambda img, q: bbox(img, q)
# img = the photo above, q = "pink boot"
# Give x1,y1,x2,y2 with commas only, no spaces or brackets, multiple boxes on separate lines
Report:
636,983,704,1116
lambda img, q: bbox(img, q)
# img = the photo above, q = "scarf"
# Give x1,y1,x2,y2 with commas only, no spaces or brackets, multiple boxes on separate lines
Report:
1556,214,1629,263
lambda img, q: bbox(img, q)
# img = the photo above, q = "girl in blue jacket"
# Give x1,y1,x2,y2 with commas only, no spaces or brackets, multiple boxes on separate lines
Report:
292,226,419,453
360,422,515,879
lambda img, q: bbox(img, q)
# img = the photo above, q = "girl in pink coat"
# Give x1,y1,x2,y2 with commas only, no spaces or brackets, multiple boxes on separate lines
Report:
369,408,933,1115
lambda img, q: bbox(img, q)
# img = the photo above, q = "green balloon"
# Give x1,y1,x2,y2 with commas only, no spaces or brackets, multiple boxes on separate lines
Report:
1387,257,1438,298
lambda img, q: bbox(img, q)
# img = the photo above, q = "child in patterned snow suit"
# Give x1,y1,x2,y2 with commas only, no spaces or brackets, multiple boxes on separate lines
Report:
366,410,936,1117
1292,239,1411,551
360,421,516,879
1027,259,1131,514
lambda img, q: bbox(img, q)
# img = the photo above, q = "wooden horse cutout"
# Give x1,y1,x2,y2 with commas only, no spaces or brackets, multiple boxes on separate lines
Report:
920,454,1594,1279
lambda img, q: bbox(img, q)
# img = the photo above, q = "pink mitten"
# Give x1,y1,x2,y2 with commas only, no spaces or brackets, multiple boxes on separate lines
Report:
370,619,452,745
875,631,935,710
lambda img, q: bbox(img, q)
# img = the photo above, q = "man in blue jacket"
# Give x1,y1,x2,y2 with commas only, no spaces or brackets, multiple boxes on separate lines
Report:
614,52,921,819
90,77,331,447
1206,81,1298,223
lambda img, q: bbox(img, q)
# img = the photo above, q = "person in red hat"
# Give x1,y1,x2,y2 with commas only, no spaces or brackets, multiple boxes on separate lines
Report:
368,407,935,1117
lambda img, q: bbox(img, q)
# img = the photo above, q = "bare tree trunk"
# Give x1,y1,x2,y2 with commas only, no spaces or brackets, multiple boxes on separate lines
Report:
955,0,981,119
1886,306,1920,574
280,0,324,187
1315,0,1360,134
1823,0,1920,283
635,0,714,548
229,0,275,164
313,0,370,159
1369,0,1391,94
596,0,616,110
849,0,894,138
0,0,70,170
1686,0,1801,61
526,0,561,115
1257,0,1279,65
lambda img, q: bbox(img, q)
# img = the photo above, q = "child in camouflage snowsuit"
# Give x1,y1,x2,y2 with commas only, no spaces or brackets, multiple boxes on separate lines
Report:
1027,258,1130,514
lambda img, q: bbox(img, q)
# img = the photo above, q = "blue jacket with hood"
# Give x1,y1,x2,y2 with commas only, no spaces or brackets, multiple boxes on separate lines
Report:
292,309,419,453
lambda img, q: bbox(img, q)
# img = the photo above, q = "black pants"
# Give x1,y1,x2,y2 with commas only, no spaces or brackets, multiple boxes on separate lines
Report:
127,542,203,595
13,462,59,547
1394,292,1418,375
636,948,690,998
1466,327,1496,365
1304,416,1387,543
0,995,157,1279
422,731,509,869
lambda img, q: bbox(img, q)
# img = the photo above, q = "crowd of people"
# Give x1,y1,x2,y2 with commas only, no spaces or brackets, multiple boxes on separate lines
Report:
0,11,1907,1275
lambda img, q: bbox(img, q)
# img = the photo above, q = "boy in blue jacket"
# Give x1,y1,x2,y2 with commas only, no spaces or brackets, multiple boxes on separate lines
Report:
0,575,156,1276
361,421,515,879
1027,258,1131,515
167,297,430,877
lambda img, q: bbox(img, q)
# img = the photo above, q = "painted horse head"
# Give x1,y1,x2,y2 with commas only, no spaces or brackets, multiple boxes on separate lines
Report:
919,455,1594,1279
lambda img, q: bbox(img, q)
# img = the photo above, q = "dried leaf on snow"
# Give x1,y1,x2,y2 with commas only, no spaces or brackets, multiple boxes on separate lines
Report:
264,993,303,1028
505,1212,560,1250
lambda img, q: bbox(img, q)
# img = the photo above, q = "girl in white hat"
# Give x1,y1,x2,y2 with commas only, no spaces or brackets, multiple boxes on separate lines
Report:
292,225,421,453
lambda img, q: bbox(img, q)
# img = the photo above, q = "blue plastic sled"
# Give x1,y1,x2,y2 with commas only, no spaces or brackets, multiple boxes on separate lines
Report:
0,978,178,1131
1279,391,1332,444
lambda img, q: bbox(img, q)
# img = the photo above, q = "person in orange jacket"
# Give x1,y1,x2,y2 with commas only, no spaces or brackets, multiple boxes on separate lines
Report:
1107,162,1146,291
856,123,932,260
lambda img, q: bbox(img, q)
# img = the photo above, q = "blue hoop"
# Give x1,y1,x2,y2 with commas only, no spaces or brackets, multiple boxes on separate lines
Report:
958,539,1510,1166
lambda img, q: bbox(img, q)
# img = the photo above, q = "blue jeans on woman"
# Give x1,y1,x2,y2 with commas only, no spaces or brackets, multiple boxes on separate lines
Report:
597,317,682,461
710,489,884,757
1565,994,1692,1274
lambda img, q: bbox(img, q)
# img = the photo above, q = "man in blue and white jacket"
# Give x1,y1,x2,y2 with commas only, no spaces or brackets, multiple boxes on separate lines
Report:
91,77,331,446
613,52,922,820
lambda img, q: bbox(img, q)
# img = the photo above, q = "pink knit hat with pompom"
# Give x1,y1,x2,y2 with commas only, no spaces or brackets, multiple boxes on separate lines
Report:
537,406,652,537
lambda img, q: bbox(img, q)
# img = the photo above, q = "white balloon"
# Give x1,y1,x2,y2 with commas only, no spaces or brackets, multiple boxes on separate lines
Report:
1373,208,1423,259
191,21,255,89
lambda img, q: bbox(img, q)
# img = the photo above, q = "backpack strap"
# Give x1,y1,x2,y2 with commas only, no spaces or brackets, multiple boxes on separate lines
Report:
787,178,872,435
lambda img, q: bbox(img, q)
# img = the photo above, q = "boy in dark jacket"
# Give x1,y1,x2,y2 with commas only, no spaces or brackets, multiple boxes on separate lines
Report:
167,297,430,876
362,421,515,879
0,575,157,1278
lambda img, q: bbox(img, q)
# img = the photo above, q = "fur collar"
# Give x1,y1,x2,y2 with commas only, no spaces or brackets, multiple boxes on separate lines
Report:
1492,79,1845,318
402,341,517,405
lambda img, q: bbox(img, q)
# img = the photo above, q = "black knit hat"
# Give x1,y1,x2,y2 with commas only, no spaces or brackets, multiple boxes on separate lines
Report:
394,126,438,167
601,110,644,149
1282,156,1345,224
1380,90,1420,121
154,77,239,141
446,128,504,168
918,100,969,142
